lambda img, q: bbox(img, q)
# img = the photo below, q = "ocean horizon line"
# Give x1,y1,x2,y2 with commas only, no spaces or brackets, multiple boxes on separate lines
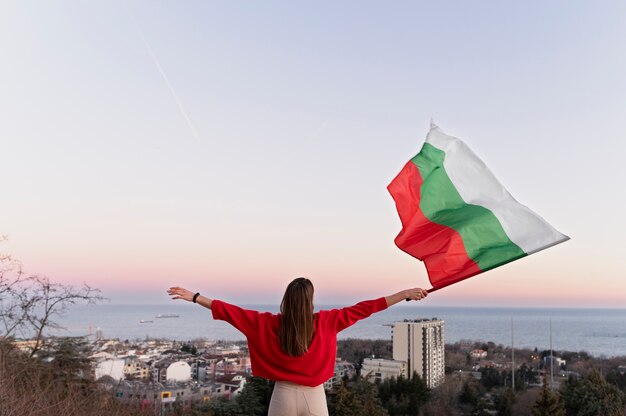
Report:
93,303,626,311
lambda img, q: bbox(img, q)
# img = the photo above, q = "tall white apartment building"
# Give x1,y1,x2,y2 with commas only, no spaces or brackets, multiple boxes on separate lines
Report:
392,318,445,388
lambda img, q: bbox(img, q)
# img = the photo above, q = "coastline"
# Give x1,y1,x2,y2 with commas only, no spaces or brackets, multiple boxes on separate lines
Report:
51,304,626,358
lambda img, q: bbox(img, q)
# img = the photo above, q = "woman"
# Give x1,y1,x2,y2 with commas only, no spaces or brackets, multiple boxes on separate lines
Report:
167,278,428,416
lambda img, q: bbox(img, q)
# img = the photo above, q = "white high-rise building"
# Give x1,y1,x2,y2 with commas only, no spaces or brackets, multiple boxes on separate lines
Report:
392,318,445,388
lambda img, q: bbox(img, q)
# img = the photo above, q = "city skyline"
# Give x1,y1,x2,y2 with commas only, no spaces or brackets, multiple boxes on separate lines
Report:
2,1,625,307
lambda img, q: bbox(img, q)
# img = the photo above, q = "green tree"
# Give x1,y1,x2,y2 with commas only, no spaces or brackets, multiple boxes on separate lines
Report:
180,343,198,355
561,370,625,416
208,377,273,416
459,380,480,406
532,375,566,416
235,377,273,416
517,363,539,388
480,367,504,389
606,370,626,394
353,381,388,415
473,397,495,416
38,336,95,385
495,389,516,416
332,382,352,416
377,373,430,415
331,381,387,416
209,396,239,416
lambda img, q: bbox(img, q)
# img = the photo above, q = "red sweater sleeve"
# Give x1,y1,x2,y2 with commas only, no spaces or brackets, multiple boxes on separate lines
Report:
326,297,388,332
211,300,261,337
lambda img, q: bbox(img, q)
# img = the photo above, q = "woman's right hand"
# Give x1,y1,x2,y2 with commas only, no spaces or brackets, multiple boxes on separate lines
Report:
386,287,429,307
167,286,195,302
403,288,429,301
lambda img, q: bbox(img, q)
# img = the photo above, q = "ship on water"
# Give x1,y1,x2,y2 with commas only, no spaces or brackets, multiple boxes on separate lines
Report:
155,314,180,318
139,320,154,323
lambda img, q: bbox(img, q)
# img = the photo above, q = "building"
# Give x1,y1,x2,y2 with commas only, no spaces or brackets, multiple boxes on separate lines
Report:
392,318,445,388
95,359,125,381
543,355,566,368
470,349,488,360
166,361,192,382
323,360,357,390
361,358,406,383
124,358,151,381
112,380,213,413
214,374,247,397
12,339,39,352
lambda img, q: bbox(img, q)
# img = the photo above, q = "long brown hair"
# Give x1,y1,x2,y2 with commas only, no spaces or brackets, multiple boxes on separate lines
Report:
279,277,314,357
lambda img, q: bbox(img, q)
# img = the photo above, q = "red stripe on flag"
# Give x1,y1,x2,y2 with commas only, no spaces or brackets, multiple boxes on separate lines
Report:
388,161,482,289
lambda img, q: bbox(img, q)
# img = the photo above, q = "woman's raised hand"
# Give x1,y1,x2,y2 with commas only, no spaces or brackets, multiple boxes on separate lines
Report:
167,286,195,302
386,287,429,307
403,288,429,301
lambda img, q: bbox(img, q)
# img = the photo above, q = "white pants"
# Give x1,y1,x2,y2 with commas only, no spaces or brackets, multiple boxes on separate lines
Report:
268,381,329,416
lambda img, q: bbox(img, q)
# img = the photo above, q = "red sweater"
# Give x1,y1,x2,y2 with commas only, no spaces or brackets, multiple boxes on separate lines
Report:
211,297,388,387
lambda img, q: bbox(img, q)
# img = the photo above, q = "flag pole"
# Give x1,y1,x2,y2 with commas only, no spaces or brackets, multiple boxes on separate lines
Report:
405,268,501,300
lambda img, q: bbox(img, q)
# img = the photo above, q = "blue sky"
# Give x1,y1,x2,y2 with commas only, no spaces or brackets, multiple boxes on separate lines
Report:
1,1,625,307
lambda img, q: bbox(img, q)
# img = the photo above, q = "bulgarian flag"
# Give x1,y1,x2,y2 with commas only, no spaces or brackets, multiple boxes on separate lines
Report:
388,123,569,292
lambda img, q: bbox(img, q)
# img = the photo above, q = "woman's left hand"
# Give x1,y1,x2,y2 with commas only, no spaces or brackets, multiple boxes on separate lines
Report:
167,286,195,302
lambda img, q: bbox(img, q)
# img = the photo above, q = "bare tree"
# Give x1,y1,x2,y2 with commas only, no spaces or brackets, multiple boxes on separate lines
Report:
0,237,104,355
0,236,30,337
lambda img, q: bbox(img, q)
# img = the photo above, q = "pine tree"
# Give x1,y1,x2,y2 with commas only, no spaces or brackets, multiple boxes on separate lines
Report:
561,370,625,416
459,381,479,406
235,377,273,416
332,381,388,416
496,389,515,416
351,381,388,416
333,382,354,416
532,375,565,416
377,373,430,415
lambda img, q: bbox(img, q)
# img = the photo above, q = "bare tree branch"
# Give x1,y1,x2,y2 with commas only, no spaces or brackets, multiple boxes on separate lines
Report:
0,238,105,356
26,276,104,356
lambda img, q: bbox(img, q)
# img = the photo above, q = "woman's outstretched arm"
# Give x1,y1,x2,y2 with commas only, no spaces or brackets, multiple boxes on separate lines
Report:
167,287,213,309
385,288,428,307
329,288,429,332
167,286,261,336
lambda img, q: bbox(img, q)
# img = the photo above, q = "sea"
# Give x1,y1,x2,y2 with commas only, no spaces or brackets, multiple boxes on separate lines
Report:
51,304,626,358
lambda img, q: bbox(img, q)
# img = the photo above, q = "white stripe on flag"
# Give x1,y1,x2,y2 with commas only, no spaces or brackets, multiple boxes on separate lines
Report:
426,125,569,254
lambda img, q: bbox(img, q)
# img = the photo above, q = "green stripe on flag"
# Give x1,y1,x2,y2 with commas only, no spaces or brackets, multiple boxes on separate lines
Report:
411,143,526,272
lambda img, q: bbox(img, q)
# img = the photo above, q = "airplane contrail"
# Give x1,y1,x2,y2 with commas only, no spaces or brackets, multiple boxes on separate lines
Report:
139,32,202,144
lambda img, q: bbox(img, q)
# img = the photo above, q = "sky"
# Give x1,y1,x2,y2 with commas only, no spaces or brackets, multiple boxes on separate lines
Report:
1,1,625,307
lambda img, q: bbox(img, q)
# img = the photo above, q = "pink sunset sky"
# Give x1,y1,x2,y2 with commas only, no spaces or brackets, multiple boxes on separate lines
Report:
2,1,625,308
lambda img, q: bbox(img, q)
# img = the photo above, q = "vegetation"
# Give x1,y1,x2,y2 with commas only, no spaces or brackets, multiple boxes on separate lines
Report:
207,377,274,416
0,240,120,415
330,380,388,416
0,337,130,416
377,372,430,415
337,338,393,366
561,370,625,416
532,375,566,416
2,328,626,416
